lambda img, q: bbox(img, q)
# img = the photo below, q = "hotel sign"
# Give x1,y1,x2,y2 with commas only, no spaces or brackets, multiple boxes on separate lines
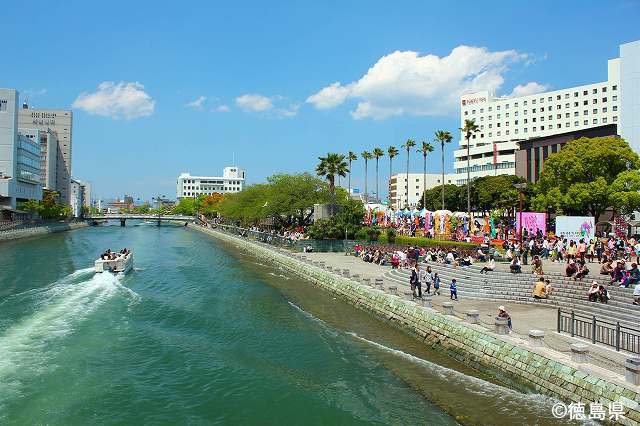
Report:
461,96,487,106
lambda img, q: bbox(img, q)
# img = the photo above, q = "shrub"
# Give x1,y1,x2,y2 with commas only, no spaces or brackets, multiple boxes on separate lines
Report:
386,228,397,243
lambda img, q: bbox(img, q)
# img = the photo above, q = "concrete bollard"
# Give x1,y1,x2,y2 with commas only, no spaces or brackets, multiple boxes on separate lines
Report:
494,317,509,335
465,310,480,324
442,301,454,315
625,358,640,385
528,330,545,347
387,285,399,296
342,269,350,278
362,278,372,287
403,289,414,300
422,295,432,308
570,343,589,363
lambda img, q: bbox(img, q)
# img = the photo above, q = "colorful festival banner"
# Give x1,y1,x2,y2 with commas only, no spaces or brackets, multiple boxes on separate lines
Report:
516,212,547,235
555,216,595,242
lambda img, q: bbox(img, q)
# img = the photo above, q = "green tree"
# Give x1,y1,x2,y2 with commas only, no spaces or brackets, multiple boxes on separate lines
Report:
417,141,434,211
372,147,385,203
401,138,416,208
172,197,197,216
533,136,640,222
306,197,365,240
473,175,529,213
263,173,329,227
361,151,373,202
387,146,399,206
610,170,640,214
435,130,453,210
316,153,348,202
459,119,479,217
22,199,41,218
347,151,358,195
417,184,463,211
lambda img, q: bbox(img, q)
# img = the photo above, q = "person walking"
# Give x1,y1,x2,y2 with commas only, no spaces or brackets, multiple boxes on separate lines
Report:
422,265,433,295
450,278,458,300
433,273,441,296
410,264,422,299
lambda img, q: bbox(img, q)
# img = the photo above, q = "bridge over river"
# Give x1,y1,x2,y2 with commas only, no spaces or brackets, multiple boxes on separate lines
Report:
85,214,195,226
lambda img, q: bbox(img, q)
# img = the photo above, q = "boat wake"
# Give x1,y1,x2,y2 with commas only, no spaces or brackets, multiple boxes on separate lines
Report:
0,268,139,411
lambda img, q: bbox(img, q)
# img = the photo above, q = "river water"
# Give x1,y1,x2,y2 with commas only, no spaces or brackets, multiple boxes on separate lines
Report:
0,224,578,425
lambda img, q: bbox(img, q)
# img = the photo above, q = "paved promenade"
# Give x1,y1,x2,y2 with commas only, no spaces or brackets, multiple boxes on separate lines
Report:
301,251,631,375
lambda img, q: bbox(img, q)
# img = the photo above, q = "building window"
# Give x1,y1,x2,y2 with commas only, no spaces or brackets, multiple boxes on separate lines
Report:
524,128,528,133
0,99,7,112
593,99,597,104
593,118,598,124
583,90,588,95
593,88,597,94
497,105,501,110
464,111,468,116
548,97,553,102
506,130,509,135
549,115,553,120
574,111,579,117
532,108,536,113
515,129,519,134
532,127,537,132
613,105,618,111
583,110,588,115
497,131,501,136
541,125,545,130
583,120,588,125
523,101,527,106
497,113,501,119
583,100,588,105
480,108,484,113
472,109,476,114
505,104,509,109
603,117,608,123
514,102,518,107
614,116,618,122
574,91,578,97
566,122,570,128
564,113,569,118
613,95,618,101
602,97,607,103
613,85,617,91
532,99,536,105
565,93,570,99
574,121,579,126
603,87,607,93
514,120,519,125
593,109,597,114
603,107,607,113
557,123,561,129
488,106,492,111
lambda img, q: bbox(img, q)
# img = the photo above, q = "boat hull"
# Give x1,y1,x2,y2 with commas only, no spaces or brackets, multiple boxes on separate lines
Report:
95,253,133,273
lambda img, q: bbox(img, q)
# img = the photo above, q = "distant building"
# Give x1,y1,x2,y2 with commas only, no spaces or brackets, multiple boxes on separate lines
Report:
69,178,91,217
18,128,57,191
389,173,456,209
153,197,175,209
515,124,618,183
18,101,73,205
453,39,640,185
0,88,42,217
176,166,245,199
107,195,134,213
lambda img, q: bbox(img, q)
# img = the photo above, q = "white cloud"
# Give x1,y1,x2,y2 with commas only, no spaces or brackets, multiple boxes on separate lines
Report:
235,93,298,118
72,81,155,119
185,95,206,109
307,45,532,119
509,82,549,97
215,104,231,112
235,94,273,112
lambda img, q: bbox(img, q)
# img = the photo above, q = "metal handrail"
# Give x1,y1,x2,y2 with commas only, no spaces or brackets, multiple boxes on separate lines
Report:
557,308,640,354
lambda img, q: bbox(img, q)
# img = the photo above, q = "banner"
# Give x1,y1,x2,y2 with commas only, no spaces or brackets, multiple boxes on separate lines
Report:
555,216,595,242
516,212,546,236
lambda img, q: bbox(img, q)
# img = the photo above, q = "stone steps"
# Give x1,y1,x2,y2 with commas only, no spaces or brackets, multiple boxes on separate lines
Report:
383,266,640,327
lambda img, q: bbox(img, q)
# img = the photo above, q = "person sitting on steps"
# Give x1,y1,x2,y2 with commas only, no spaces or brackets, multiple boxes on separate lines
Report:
480,257,495,274
509,256,521,274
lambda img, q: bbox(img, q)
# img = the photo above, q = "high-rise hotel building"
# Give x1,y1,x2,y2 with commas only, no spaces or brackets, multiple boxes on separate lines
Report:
454,40,640,185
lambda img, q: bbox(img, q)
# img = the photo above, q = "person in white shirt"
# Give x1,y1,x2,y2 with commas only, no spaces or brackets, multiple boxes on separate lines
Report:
480,257,495,274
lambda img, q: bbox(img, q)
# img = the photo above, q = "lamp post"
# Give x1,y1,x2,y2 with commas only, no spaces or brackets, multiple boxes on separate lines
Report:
514,183,527,244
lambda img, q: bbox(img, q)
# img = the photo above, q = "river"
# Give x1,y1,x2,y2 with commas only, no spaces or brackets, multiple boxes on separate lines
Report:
0,224,577,425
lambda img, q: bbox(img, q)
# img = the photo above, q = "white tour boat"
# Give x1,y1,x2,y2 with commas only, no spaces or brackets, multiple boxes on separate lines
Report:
95,250,134,273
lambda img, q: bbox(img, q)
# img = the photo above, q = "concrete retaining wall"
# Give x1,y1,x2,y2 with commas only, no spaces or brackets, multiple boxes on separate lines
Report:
0,222,88,242
195,226,640,424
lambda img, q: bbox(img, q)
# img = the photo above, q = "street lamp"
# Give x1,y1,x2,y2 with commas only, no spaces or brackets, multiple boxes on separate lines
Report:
514,183,527,244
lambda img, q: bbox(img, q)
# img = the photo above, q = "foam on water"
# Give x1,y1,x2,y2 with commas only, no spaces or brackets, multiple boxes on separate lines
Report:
0,269,139,410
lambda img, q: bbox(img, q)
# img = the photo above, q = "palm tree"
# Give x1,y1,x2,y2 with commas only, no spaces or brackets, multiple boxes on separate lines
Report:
387,146,399,207
316,153,349,214
372,148,384,203
459,119,480,219
361,151,373,202
401,139,416,208
347,151,358,195
434,130,453,210
417,141,434,210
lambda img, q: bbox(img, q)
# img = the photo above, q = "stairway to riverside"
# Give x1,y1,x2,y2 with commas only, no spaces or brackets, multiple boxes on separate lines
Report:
383,263,640,327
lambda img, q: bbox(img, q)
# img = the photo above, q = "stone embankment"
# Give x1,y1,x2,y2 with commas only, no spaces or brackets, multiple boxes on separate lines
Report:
0,221,88,242
195,225,640,425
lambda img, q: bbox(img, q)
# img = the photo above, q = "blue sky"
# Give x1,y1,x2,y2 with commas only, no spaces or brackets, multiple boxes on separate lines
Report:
3,0,639,201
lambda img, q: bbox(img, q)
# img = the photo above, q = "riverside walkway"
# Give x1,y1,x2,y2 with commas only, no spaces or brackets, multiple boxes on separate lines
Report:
300,251,637,376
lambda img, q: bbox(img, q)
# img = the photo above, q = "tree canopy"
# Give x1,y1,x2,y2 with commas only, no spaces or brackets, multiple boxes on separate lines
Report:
532,136,640,221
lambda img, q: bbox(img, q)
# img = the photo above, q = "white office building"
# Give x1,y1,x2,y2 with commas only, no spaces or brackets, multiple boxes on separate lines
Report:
452,40,640,185
0,88,42,216
389,173,456,209
176,166,246,199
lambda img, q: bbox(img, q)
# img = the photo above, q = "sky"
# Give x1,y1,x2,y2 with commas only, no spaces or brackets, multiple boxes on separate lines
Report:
3,0,640,201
